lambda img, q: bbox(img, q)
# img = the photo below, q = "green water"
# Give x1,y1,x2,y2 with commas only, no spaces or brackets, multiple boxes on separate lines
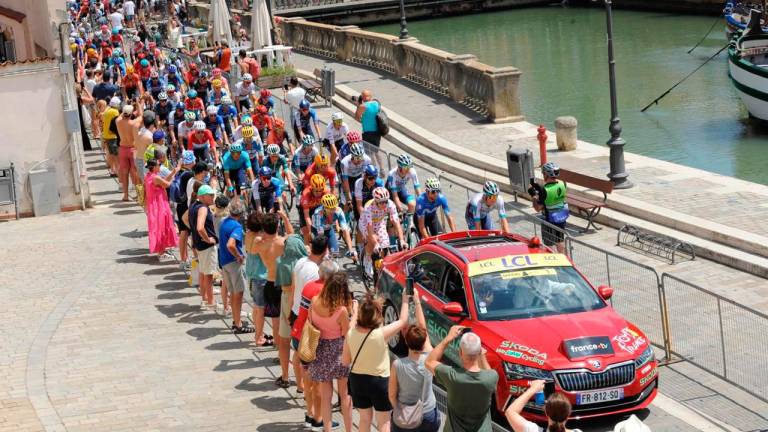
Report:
368,7,768,185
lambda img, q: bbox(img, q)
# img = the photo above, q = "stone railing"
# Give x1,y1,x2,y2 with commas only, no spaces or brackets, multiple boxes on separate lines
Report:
279,17,522,122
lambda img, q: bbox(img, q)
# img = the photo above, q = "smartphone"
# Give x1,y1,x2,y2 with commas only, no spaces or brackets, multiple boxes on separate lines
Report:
405,278,414,296
459,327,473,336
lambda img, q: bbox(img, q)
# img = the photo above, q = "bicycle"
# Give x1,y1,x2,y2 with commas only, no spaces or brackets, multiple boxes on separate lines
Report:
398,210,420,250
359,241,400,292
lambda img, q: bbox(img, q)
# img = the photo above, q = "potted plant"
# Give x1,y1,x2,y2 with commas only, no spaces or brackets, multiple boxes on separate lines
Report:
258,65,296,89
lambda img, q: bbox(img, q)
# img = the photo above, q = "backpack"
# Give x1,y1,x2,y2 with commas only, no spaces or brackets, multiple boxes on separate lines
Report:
374,101,390,136
170,171,188,204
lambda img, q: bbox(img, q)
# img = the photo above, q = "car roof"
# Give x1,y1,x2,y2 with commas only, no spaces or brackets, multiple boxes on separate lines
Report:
419,230,553,264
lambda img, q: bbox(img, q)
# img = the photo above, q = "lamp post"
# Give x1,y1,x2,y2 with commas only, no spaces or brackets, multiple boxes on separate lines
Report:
601,0,632,189
399,0,410,40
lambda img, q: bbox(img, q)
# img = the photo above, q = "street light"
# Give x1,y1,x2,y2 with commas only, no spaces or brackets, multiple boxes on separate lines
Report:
599,0,632,189
399,0,410,40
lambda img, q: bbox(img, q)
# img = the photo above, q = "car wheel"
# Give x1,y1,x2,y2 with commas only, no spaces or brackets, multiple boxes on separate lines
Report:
383,300,407,357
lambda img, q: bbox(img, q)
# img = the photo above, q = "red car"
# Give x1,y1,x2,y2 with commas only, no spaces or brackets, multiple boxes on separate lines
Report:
377,230,658,421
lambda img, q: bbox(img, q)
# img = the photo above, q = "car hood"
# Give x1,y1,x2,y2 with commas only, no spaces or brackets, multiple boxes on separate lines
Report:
483,308,648,371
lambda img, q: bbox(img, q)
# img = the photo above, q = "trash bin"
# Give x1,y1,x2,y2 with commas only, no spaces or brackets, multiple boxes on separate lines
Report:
321,66,335,106
506,148,534,195
29,167,60,217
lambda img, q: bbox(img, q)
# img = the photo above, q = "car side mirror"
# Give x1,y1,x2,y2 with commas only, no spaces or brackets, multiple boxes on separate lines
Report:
442,302,465,316
598,285,614,301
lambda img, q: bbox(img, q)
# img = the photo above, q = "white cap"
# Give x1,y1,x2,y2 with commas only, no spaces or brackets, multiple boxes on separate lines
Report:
206,105,218,115
331,112,343,121
109,96,121,108
122,105,134,115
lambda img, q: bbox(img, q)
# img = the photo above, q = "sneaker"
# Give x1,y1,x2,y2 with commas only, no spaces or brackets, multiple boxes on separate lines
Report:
303,415,313,429
199,299,208,310
311,419,339,431
179,261,191,270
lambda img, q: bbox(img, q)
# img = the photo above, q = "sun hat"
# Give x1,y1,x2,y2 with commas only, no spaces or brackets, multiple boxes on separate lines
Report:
197,185,215,196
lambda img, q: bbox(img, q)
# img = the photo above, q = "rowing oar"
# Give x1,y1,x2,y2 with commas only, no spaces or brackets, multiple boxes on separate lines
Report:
688,14,722,54
641,43,729,112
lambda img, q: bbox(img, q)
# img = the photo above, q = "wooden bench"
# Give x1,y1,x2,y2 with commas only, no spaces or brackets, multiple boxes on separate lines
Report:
298,68,323,102
559,169,614,233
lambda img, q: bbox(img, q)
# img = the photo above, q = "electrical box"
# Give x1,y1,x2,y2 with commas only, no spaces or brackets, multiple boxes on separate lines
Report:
321,66,335,106
29,167,60,217
506,148,534,195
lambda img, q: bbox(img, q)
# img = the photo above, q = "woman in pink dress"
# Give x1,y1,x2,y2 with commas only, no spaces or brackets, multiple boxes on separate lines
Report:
144,159,180,259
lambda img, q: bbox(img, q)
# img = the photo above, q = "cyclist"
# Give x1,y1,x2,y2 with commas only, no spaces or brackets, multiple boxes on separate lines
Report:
256,88,276,114
234,73,257,112
122,65,143,101
165,64,184,92
311,194,356,259
203,105,229,146
302,152,337,191
175,110,196,155
153,92,174,130
291,135,318,184
530,162,569,252
252,166,284,213
465,181,510,233
354,164,384,251
266,118,292,155
386,154,420,215
217,95,238,141
300,174,331,244
184,89,204,118
194,71,211,106
415,178,456,239
232,114,253,141
359,187,405,276
252,105,273,143
222,143,255,197
146,71,166,100
166,84,181,105
208,78,228,106
293,99,321,143
325,112,349,153
237,125,263,170
211,67,230,92
264,144,296,196
340,143,371,207
187,120,219,165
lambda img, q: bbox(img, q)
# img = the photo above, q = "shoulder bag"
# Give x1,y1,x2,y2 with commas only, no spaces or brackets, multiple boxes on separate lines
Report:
298,307,321,363
392,358,430,429
373,100,390,136
347,329,373,396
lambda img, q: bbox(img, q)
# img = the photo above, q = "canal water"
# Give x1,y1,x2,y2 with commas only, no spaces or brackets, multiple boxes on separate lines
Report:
367,7,768,185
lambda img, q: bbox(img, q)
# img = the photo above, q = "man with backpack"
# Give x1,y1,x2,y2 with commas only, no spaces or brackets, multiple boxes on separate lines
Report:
171,150,197,269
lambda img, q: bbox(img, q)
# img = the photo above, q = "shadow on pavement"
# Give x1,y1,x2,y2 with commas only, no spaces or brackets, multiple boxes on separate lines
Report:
145,266,181,275
157,292,198,300
179,312,219,325
187,326,228,340
90,190,118,196
155,281,188,291
117,247,150,256
256,421,302,431
164,273,188,281
205,340,253,351
156,302,197,318
114,209,144,216
214,358,273,372
110,202,138,209
251,395,297,412
116,255,172,265
120,229,148,238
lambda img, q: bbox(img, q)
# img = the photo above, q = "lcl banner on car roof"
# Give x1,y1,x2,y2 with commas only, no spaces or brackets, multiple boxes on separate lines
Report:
467,253,571,276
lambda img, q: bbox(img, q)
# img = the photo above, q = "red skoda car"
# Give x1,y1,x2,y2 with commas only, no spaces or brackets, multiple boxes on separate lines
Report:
377,230,658,420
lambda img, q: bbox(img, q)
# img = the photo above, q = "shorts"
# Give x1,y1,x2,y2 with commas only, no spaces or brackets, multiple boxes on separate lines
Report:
348,372,392,411
176,203,190,232
542,221,566,246
106,138,119,156
221,262,246,294
397,190,415,205
134,157,146,178
227,168,247,191
263,280,281,318
279,289,293,339
465,203,494,230
418,212,442,239
362,131,381,147
197,246,218,275
249,278,266,307
118,146,136,171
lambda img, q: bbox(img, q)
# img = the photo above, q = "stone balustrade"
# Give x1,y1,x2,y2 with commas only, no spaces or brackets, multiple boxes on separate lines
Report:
279,17,523,122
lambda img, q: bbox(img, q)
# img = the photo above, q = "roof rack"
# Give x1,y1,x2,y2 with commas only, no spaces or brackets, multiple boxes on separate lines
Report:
444,235,520,249
431,240,469,264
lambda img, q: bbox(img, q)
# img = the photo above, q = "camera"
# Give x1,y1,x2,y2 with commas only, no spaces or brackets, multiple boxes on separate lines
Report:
527,178,542,198
459,327,473,336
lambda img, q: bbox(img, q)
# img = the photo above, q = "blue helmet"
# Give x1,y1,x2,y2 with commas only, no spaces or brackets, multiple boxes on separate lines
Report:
167,65,177,74
299,99,310,110
364,164,378,178
259,166,273,178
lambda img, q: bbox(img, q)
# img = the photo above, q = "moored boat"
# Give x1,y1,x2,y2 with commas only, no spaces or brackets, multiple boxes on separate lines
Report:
728,10,768,120
724,1,765,39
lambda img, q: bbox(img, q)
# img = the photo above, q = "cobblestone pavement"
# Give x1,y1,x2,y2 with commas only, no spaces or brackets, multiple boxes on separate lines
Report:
0,147,715,431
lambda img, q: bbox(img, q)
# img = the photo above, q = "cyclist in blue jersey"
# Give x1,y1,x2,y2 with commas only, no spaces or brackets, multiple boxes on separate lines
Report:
415,178,456,239
264,144,296,196
203,105,229,146
465,181,510,233
291,136,318,184
386,154,420,215
222,143,254,197
252,166,284,213
237,126,263,170
217,96,239,141
311,194,355,259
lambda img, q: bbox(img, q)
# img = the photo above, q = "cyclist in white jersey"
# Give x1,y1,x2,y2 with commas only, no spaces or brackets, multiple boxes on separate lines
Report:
386,154,420,215
465,181,510,233
325,112,349,164
340,143,371,205
359,187,405,275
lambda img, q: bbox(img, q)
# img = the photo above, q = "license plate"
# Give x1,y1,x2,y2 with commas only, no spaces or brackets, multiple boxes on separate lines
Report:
576,388,624,405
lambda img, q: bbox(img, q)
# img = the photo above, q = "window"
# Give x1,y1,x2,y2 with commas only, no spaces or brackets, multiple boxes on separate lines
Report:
410,253,447,299
443,265,467,312
0,30,15,63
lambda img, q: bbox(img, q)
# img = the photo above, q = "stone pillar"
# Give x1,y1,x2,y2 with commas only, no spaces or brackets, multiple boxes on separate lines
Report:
446,54,477,102
486,66,523,123
334,25,359,61
391,37,419,78
554,116,578,151
279,17,307,47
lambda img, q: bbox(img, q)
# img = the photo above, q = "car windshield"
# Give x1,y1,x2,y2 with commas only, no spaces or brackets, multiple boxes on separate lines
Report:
470,266,605,320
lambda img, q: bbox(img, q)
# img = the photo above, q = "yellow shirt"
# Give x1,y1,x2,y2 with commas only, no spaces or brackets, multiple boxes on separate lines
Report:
346,327,390,377
102,107,119,140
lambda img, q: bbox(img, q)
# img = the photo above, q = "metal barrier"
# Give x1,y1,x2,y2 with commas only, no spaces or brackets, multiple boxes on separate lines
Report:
662,274,768,402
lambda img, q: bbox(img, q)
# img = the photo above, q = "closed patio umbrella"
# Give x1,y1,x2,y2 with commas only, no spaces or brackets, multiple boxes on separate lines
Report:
209,0,234,47
251,0,273,49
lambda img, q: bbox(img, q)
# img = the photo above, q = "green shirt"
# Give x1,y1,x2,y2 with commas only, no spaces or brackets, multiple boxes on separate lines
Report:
434,364,499,432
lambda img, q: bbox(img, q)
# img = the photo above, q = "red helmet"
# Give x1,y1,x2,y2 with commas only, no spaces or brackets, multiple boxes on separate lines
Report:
260,89,271,98
346,131,362,143
212,67,222,76
257,105,268,114
100,24,108,31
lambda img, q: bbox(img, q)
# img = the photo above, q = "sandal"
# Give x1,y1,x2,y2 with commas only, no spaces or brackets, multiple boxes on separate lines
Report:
264,334,274,340
254,339,274,347
275,377,291,389
233,324,255,334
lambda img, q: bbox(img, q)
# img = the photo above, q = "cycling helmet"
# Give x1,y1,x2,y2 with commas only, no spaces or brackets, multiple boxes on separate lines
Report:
274,118,285,129
483,181,499,196
184,111,196,121
187,89,197,98
193,121,206,131
212,67,222,76
310,174,326,190
364,164,378,178
346,130,362,143
299,99,310,110
260,89,271,98
301,135,315,148
349,143,364,158
314,152,330,167
372,187,390,202
221,95,232,105
242,73,252,81
166,84,176,92
241,126,255,138
158,92,168,101
211,79,222,88
126,65,134,73
241,116,253,126
200,71,209,78
542,161,560,178
150,71,159,78
266,144,281,155
112,28,119,35
167,65,177,74
140,59,149,68
230,143,243,153
331,112,343,122
132,35,141,42
100,24,108,31
259,166,273,178
113,48,122,56
206,105,218,115
396,154,413,168
424,178,441,192
321,194,338,209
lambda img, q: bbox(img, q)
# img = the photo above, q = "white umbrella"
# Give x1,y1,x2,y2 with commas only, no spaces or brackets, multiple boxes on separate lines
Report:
251,0,273,49
209,0,233,47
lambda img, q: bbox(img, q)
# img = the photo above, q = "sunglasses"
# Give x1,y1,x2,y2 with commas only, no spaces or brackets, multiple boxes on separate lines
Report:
428,190,440,195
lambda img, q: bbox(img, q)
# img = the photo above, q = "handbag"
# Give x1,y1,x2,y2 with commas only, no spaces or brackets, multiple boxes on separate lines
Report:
298,308,321,363
347,329,373,396
392,358,430,429
374,100,390,136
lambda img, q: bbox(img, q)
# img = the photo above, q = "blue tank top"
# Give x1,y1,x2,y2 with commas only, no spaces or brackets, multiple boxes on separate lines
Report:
245,252,267,280
361,101,380,133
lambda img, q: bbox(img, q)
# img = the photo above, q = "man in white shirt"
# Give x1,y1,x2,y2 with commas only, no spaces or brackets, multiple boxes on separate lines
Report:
123,1,136,27
109,10,124,32
291,235,327,316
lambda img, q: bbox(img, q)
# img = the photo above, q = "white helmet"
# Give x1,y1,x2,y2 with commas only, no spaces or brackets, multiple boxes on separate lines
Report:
242,73,252,82
206,105,218,115
193,121,206,131
331,112,343,122
109,96,121,108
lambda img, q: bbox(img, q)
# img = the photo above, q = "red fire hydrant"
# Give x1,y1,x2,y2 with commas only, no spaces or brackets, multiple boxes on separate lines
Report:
537,124,547,167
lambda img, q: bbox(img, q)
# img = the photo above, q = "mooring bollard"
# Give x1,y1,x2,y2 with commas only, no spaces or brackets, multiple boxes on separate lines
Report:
537,124,548,166
555,116,578,151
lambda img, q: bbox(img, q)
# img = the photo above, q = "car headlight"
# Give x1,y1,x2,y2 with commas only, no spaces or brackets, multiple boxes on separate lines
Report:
634,346,655,369
504,362,554,381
